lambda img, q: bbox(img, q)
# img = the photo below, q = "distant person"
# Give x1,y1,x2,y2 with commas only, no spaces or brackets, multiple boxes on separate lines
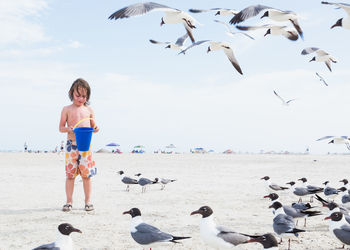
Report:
59,78,99,212
59,141,65,155
24,142,28,152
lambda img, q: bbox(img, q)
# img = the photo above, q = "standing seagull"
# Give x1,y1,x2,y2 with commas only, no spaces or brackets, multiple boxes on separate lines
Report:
179,40,243,74
189,7,238,16
323,181,339,200
273,90,296,106
229,5,303,39
236,24,298,41
123,208,190,248
316,72,328,86
322,2,350,29
249,233,279,249
269,202,305,250
149,33,189,50
301,47,337,72
33,223,82,250
160,178,176,190
325,212,350,248
190,206,259,248
117,170,138,192
261,176,289,193
135,173,158,193
108,2,199,42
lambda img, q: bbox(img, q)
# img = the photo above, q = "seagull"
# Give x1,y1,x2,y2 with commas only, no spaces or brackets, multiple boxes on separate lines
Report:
325,212,350,248
316,136,350,150
286,181,320,203
315,194,350,217
261,176,289,193
179,40,243,74
273,90,296,106
264,193,315,211
123,208,190,248
322,1,350,29
236,24,298,41
338,188,350,210
269,201,305,250
149,33,189,50
229,5,304,39
189,7,239,16
301,47,337,72
33,223,82,250
316,72,328,86
298,177,324,202
159,178,176,190
135,173,158,193
214,20,255,40
340,179,349,189
323,181,339,200
108,2,200,42
117,170,138,191
248,233,279,249
190,206,259,248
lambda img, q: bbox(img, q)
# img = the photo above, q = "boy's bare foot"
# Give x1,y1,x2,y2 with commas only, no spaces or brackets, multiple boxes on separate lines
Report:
62,204,72,212
85,204,94,211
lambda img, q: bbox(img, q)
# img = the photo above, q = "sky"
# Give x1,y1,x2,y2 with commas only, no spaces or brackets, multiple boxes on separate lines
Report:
1,0,350,154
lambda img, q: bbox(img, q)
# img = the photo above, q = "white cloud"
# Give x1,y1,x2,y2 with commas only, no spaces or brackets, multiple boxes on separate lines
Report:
0,0,49,45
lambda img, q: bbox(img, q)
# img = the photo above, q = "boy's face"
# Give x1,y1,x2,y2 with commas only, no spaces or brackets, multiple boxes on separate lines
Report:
73,87,87,107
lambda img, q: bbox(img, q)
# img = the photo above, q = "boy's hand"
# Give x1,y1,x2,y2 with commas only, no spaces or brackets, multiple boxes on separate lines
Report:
93,126,99,133
67,126,74,133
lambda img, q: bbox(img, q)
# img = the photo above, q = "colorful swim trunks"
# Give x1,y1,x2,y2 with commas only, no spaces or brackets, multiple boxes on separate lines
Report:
65,140,97,178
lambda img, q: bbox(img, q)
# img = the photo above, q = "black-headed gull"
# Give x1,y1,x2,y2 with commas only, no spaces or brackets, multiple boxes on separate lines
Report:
123,208,190,248
179,40,243,75
149,33,189,50
273,90,296,106
32,223,82,250
301,47,337,72
236,24,298,41
117,170,138,192
322,1,350,29
229,5,303,39
325,212,350,248
135,173,158,193
261,176,289,192
108,2,200,42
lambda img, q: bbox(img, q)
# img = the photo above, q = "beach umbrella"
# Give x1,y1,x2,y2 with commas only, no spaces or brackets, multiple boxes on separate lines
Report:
134,145,144,148
106,143,120,147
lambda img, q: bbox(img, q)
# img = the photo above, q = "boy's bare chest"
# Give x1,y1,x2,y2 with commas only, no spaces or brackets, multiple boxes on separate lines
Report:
67,107,91,127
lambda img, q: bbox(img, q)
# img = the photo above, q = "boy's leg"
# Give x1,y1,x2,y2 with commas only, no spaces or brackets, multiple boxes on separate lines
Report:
65,177,75,204
82,177,91,204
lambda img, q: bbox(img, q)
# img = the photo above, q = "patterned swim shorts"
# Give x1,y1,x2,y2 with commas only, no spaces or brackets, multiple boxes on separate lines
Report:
65,140,97,178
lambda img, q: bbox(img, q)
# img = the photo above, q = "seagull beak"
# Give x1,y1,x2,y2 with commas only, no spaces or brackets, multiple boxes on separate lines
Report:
72,228,82,233
190,210,200,216
263,195,270,198
324,216,331,220
268,205,273,209
123,210,131,215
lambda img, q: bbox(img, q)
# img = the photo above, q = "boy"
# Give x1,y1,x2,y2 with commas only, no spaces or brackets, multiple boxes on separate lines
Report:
59,78,99,212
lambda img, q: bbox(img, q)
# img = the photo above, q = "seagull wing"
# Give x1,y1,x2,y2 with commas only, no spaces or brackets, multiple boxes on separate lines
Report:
236,24,272,30
301,47,320,55
229,4,271,24
175,33,189,46
316,72,328,86
322,1,350,16
149,39,170,45
214,19,231,32
216,226,250,246
188,8,212,13
179,40,211,55
316,136,335,141
227,32,255,40
222,45,243,75
32,242,59,250
325,60,332,72
286,99,297,104
289,19,303,39
282,30,299,41
109,2,174,20
273,90,286,104
133,223,173,244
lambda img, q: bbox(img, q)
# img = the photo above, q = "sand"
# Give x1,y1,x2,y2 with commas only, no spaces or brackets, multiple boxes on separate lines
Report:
0,152,349,249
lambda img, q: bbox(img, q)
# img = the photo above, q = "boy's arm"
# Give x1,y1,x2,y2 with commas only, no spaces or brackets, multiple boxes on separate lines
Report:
59,107,73,133
89,107,99,133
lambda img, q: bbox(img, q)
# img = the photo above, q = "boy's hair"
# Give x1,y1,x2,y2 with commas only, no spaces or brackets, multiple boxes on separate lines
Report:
68,78,91,105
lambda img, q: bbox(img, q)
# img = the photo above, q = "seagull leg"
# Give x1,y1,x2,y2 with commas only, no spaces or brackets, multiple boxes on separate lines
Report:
288,239,291,250
304,218,307,227
279,238,283,244
310,196,313,203
296,219,299,226
298,197,302,203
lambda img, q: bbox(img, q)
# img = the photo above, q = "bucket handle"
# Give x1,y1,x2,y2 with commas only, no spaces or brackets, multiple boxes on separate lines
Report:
73,118,96,130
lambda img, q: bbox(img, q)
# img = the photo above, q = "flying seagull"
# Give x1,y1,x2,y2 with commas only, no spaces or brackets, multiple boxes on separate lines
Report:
108,2,200,42
189,7,239,16
273,90,296,106
149,33,189,50
123,208,190,248
179,40,243,75
322,1,350,29
301,47,337,72
236,24,298,41
316,72,328,86
229,5,304,39
316,136,350,150
214,20,255,40
33,223,82,250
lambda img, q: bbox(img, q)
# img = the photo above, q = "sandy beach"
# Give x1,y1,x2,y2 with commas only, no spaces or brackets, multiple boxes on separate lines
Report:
1,152,349,249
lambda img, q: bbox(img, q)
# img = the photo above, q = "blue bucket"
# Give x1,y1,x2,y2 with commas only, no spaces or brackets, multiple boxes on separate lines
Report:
74,127,94,151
